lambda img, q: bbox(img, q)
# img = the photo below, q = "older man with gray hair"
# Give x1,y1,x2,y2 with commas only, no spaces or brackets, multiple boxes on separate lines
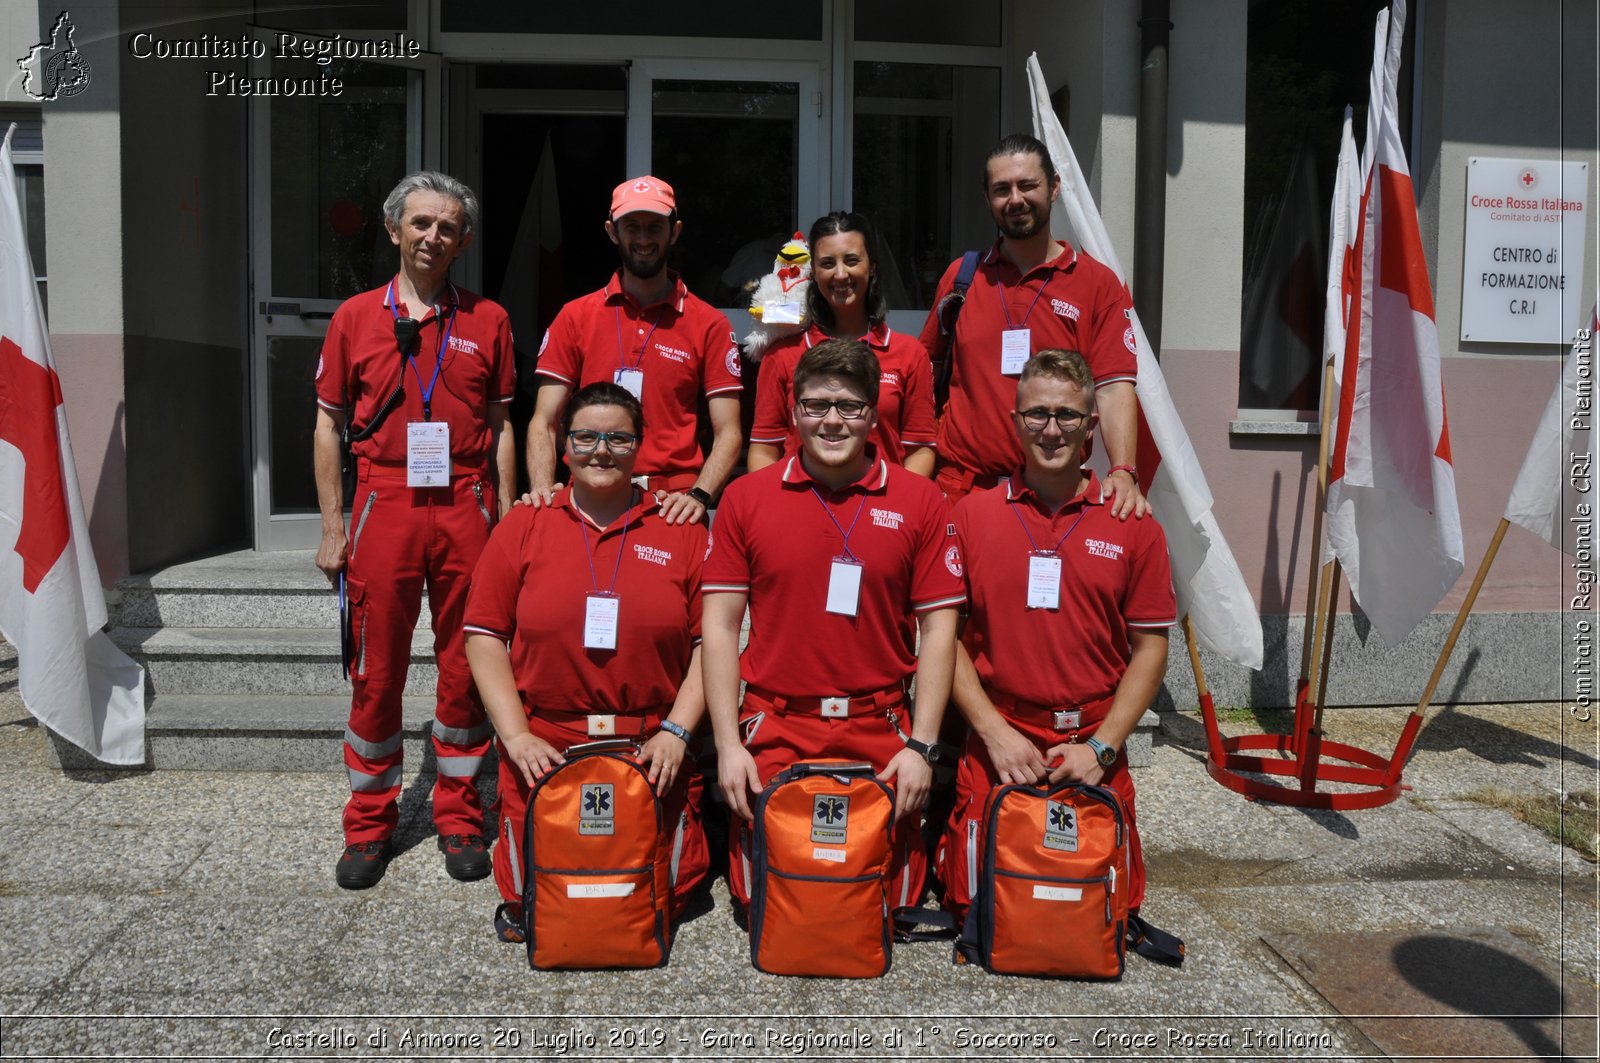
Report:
313,171,516,889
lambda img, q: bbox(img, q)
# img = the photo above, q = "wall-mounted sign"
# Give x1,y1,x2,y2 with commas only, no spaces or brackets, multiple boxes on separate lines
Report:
1461,157,1588,344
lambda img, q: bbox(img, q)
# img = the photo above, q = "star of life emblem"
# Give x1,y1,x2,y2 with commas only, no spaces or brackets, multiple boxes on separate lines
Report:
810,793,849,844
1043,800,1078,852
580,783,615,836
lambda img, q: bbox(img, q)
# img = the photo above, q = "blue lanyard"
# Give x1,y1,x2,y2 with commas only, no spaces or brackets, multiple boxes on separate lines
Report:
998,272,1052,331
1009,496,1088,555
578,496,633,595
809,486,868,562
388,277,454,421
614,306,664,370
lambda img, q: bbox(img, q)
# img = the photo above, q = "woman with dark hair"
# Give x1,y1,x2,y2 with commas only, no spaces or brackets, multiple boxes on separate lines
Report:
746,211,937,476
464,380,709,937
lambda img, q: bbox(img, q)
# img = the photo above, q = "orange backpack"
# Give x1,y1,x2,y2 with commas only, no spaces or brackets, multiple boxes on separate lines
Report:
957,780,1134,978
521,739,672,970
748,761,896,978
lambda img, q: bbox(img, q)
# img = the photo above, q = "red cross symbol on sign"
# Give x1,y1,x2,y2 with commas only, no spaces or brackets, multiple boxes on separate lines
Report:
0,336,70,593
1520,169,1537,188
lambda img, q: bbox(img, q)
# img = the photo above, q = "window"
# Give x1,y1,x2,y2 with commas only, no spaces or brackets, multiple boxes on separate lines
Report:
1238,0,1412,414
2,111,45,317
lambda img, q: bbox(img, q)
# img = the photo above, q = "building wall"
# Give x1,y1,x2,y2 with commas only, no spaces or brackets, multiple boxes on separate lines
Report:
34,0,129,587
118,0,251,572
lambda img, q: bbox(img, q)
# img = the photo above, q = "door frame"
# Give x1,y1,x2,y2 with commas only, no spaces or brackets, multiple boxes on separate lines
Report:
246,49,443,550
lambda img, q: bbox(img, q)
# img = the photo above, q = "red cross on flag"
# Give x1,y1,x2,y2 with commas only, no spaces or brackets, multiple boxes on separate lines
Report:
0,124,145,764
1325,1,1465,647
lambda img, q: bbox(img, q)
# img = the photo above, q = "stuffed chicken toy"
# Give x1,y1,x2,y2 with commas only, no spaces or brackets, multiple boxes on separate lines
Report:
742,232,811,362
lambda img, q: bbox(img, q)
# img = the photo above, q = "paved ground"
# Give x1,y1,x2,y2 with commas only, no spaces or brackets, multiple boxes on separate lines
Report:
0,649,1595,1061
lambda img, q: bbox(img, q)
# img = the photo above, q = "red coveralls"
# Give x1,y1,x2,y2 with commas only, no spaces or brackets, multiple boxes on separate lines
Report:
463,493,712,915
936,472,1175,917
703,454,967,913
315,281,515,844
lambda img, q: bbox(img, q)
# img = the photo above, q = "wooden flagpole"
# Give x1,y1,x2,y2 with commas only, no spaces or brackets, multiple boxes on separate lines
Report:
1184,615,1226,763
1382,518,1512,783
1296,360,1340,752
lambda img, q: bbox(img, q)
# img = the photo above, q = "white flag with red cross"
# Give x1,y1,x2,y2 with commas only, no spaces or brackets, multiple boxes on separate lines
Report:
1026,54,1264,670
0,123,145,764
1325,0,1464,647
1503,305,1598,554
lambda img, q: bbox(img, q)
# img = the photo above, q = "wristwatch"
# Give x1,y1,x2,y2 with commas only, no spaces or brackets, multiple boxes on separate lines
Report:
1085,736,1119,767
904,737,956,768
657,719,692,744
686,486,713,508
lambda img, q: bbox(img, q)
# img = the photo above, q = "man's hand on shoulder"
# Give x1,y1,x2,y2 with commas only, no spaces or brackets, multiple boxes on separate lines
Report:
1104,468,1151,521
657,490,708,526
515,484,557,509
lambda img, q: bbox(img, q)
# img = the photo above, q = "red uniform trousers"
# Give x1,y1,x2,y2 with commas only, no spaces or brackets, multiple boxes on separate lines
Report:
937,696,1144,920
727,690,927,915
490,710,710,918
342,460,496,843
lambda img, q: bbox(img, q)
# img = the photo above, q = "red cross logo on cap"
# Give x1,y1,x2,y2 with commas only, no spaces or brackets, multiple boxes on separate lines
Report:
632,179,652,194
1520,168,1537,189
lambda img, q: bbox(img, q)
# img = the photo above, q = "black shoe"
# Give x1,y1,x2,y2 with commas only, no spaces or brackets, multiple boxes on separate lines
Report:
438,833,490,881
336,840,391,890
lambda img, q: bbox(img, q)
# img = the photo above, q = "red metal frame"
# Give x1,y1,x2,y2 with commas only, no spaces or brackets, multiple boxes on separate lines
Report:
1197,691,1417,810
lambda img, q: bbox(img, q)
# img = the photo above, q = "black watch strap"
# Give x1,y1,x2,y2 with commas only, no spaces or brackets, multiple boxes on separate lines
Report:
686,486,713,507
904,737,954,766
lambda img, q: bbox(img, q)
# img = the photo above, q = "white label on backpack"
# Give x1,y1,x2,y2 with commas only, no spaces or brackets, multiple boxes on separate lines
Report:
812,847,847,864
1043,800,1079,852
579,783,615,836
1032,884,1084,903
567,882,637,898
810,793,849,844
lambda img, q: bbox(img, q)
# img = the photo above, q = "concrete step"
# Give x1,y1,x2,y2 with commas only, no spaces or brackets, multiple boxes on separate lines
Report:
111,626,439,697
113,549,429,629
47,694,438,772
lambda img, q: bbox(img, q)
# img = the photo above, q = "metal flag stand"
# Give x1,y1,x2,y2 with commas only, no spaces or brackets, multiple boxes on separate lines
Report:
1193,363,1411,810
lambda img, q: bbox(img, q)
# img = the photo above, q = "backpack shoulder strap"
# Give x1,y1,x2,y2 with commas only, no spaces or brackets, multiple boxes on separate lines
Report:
1127,912,1186,966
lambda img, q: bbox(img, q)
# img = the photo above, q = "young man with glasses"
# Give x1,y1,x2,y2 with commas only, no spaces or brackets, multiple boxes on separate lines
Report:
702,338,965,920
526,176,742,526
936,350,1173,922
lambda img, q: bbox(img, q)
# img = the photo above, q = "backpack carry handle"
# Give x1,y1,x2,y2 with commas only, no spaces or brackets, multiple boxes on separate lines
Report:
562,738,641,759
771,760,876,788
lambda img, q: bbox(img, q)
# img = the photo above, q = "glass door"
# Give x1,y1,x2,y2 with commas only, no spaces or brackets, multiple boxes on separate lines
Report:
248,51,440,550
626,60,824,318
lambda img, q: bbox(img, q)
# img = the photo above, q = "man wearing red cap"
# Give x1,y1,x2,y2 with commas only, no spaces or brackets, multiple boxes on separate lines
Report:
526,176,743,524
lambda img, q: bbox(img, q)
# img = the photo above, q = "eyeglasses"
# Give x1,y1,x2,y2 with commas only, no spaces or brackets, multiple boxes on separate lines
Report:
1016,407,1090,432
796,398,871,420
567,429,639,454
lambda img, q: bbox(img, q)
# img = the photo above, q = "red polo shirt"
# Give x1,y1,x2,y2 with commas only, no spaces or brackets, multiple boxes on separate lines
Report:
749,322,938,466
705,452,966,695
464,488,706,716
315,281,516,466
918,242,1138,479
536,272,743,479
953,471,1175,706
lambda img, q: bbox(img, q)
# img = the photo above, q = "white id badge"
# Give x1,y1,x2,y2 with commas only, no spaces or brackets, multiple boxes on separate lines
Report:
613,367,644,400
825,556,863,617
1000,328,1032,375
583,592,620,650
762,301,804,325
406,422,450,487
1026,551,1062,610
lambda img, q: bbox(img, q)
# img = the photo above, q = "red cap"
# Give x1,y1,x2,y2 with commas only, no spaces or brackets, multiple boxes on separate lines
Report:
610,176,676,218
